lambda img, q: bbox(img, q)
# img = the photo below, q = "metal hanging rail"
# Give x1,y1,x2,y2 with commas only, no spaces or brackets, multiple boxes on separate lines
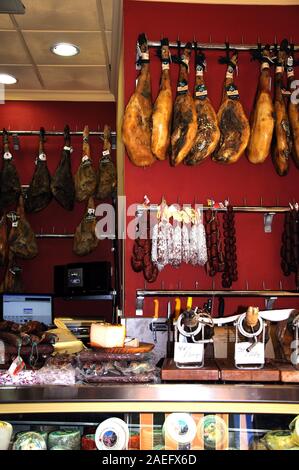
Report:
0,130,116,137
136,289,299,298
147,40,299,52
136,204,291,215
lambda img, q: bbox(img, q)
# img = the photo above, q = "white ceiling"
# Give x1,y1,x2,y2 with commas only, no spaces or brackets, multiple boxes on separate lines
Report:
0,0,122,101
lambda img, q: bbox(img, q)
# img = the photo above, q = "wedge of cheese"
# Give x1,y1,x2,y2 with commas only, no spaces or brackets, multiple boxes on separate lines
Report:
90,322,126,348
47,327,84,355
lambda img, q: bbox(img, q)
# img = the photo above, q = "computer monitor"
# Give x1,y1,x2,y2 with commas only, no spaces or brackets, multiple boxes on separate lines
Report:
2,294,53,326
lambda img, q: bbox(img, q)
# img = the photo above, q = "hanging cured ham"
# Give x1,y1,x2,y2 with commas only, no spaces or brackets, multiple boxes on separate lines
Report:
73,196,98,256
287,48,299,169
51,125,75,210
151,38,173,161
122,33,156,167
0,252,23,293
96,125,117,200
247,46,275,164
171,42,197,166
25,127,52,213
74,125,97,202
186,50,220,165
213,51,250,164
272,40,292,176
8,195,38,260
0,214,8,266
0,129,21,210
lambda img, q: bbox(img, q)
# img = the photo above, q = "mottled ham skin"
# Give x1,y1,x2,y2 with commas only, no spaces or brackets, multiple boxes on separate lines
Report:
0,130,21,210
74,125,97,202
0,214,8,266
151,39,173,160
9,196,38,260
73,196,98,256
288,69,299,169
247,49,275,164
96,125,117,200
171,44,197,166
122,34,156,167
213,53,250,164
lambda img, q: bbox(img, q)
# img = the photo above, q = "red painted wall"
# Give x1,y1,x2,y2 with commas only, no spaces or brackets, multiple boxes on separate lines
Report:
0,100,116,320
123,0,299,318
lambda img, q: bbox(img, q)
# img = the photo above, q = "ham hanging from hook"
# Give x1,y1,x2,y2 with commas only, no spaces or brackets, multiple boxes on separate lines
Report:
8,195,38,259
0,252,23,293
0,213,8,267
96,125,117,200
74,125,97,202
286,46,299,169
0,129,21,210
73,196,99,256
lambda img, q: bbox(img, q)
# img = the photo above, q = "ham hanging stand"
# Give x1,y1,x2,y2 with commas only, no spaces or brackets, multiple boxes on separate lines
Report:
234,312,266,370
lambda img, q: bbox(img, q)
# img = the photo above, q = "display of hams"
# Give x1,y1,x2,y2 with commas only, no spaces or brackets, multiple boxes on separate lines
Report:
171,43,197,166
151,38,173,161
222,204,238,288
247,46,275,164
0,214,8,267
272,40,292,176
8,195,38,259
74,125,97,202
96,125,117,200
122,33,156,167
131,212,158,283
51,125,75,210
73,196,98,256
287,49,299,169
205,209,225,277
25,127,52,213
186,50,220,165
0,129,21,210
281,203,299,289
213,51,250,164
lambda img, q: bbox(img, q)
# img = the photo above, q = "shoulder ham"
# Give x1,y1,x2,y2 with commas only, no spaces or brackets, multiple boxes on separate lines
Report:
186,50,220,165
0,129,21,210
74,125,97,202
287,52,299,169
51,125,75,210
73,196,98,256
171,43,197,166
213,51,250,164
122,33,156,167
8,195,38,259
25,127,52,213
151,38,173,160
96,125,117,200
247,46,275,164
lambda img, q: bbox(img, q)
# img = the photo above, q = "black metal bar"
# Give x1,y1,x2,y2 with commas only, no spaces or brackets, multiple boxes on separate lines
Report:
136,289,299,298
147,40,299,52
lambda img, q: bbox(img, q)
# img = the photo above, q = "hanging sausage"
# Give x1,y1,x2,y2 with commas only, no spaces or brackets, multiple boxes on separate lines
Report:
213,50,250,164
0,129,21,210
25,127,52,213
51,125,75,210
286,45,299,169
222,204,238,288
205,208,224,277
281,203,299,289
74,125,97,202
171,42,197,166
247,45,275,164
151,38,173,161
122,33,156,167
96,125,117,200
8,195,38,260
186,49,220,165
73,196,99,256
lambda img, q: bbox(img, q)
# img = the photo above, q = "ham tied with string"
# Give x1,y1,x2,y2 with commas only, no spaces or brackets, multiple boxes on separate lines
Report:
286,47,299,169
122,33,156,167
186,50,220,165
151,38,173,161
213,51,250,164
51,125,75,210
0,214,8,267
73,196,99,256
247,46,275,164
25,127,52,213
96,125,117,200
272,40,292,176
8,195,38,259
0,129,21,210
74,125,97,202
171,42,197,166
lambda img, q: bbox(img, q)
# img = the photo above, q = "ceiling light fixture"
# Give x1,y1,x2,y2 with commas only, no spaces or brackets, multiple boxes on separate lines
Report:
0,74,17,85
50,43,80,57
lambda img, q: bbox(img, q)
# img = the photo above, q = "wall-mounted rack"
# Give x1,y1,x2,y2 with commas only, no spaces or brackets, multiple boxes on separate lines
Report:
147,40,299,52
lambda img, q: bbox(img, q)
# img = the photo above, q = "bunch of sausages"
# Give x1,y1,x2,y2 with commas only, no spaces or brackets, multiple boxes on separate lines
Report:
131,213,158,283
205,209,225,277
281,204,299,289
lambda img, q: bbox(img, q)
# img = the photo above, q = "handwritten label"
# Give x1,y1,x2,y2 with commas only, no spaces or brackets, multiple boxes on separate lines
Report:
3,152,12,160
174,342,203,364
235,342,265,365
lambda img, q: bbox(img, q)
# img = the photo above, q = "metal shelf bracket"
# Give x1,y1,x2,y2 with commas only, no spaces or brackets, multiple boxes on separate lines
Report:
264,212,276,233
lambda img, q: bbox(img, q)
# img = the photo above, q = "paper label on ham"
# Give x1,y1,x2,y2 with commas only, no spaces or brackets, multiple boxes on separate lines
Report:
195,84,208,100
141,52,149,61
226,84,239,100
38,153,47,161
275,66,284,74
3,152,12,160
261,62,270,70
8,355,25,376
63,145,73,153
101,149,111,163
162,62,170,70
177,80,188,95
12,220,19,227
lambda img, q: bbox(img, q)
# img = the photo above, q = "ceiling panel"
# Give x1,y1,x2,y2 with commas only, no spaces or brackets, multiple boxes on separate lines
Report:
16,0,101,31
101,0,113,30
0,65,42,89
23,31,106,65
39,65,109,90
0,14,13,29
0,31,31,64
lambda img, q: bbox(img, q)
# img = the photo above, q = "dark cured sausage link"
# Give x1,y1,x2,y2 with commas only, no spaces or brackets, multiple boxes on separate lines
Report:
204,209,224,277
222,205,238,288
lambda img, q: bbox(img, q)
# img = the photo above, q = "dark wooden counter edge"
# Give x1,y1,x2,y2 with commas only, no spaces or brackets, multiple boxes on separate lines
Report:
0,384,299,404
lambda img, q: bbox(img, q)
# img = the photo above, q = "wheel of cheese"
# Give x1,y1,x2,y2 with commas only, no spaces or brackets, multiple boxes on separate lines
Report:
0,421,13,450
95,418,129,450
162,413,197,446
48,429,81,450
13,432,47,450
196,415,227,449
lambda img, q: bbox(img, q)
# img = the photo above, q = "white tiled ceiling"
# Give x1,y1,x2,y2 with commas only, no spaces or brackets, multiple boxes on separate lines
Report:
0,0,121,101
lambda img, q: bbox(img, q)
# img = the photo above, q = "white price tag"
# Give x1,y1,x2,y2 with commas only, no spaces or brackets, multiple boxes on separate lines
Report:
174,342,203,364
102,149,110,157
38,153,47,161
235,342,265,365
3,152,12,160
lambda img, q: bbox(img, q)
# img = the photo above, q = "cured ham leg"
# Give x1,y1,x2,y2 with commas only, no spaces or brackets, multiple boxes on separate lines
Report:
96,125,117,200
272,41,292,176
247,46,275,164
0,214,8,266
8,196,38,260
151,38,173,160
0,129,21,210
25,127,52,213
74,125,97,202
171,43,197,166
0,252,23,293
287,51,299,169
73,196,98,256
122,33,156,167
213,52,250,164
186,51,220,165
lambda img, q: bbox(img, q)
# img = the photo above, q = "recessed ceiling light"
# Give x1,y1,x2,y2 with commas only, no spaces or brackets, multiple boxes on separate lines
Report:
0,74,17,85
51,43,80,57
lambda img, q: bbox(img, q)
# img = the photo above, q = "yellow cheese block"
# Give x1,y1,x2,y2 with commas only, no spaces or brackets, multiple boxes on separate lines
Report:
47,328,84,355
90,322,126,348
